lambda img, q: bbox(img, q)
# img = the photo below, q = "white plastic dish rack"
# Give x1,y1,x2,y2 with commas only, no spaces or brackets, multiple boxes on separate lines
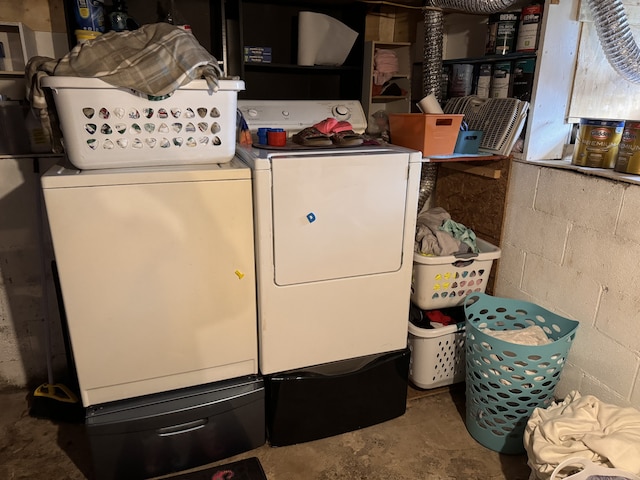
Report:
42,76,244,170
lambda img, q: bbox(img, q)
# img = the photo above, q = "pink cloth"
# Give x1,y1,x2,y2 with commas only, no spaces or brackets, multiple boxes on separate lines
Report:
373,48,399,85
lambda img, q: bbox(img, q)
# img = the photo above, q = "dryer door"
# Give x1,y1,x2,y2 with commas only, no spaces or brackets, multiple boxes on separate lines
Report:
271,151,410,285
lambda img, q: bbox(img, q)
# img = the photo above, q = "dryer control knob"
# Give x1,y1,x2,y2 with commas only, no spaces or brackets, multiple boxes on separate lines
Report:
247,108,258,118
332,105,351,121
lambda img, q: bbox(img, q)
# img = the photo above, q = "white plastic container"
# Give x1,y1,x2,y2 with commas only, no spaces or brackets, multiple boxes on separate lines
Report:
411,238,501,310
550,457,640,480
408,321,466,389
42,76,244,169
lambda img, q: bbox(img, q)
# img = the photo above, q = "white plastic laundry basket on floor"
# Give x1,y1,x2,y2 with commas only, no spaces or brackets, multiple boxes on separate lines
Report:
408,321,466,389
42,76,244,169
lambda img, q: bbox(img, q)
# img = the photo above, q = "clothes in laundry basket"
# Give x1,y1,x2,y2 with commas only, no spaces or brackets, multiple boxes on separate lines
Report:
415,207,478,255
525,391,640,480
481,325,551,345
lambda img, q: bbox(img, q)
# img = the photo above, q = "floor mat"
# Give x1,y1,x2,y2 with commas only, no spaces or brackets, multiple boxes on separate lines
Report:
160,457,267,480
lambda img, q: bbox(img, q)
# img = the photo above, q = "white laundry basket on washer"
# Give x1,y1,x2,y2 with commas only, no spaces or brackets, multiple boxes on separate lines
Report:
42,76,244,169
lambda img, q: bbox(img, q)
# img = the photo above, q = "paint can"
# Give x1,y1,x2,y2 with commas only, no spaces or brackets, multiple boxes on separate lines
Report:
490,62,511,98
516,2,543,53
572,119,625,169
448,64,474,98
614,121,640,174
475,63,492,99
484,14,500,55
511,58,535,102
494,11,520,55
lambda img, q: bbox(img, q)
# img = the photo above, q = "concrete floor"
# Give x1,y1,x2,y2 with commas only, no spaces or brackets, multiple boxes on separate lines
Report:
0,383,532,480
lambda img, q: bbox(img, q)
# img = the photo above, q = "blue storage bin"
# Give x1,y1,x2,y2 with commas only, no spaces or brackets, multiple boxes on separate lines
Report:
454,130,483,154
463,293,579,455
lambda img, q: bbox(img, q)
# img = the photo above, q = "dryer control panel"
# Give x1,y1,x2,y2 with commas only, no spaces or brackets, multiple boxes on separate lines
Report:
237,99,367,135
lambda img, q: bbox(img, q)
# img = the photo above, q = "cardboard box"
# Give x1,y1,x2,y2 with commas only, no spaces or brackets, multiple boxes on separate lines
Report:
388,113,464,156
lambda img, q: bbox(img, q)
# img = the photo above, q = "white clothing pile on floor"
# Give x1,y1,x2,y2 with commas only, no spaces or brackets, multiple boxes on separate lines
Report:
525,391,640,479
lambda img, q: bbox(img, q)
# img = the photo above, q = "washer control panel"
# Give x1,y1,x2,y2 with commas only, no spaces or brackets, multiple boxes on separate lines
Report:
237,99,367,135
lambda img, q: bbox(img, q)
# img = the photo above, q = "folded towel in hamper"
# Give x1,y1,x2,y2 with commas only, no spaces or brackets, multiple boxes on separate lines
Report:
25,22,224,152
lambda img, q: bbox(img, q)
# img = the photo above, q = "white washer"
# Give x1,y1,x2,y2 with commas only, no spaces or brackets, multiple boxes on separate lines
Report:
237,100,422,375
41,159,258,406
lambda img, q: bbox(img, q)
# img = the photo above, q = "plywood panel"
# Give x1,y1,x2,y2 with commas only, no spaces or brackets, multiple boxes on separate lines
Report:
569,0,640,121
0,0,65,33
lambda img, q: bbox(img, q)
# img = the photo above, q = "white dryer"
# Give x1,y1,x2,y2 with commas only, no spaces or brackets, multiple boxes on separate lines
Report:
236,100,422,375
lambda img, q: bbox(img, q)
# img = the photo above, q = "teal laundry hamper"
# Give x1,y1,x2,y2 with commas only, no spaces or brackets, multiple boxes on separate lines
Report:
463,293,579,455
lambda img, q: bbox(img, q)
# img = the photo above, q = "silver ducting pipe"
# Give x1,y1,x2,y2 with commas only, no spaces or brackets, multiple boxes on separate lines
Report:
417,162,438,213
417,5,443,213
422,5,444,103
585,0,640,85
431,0,519,14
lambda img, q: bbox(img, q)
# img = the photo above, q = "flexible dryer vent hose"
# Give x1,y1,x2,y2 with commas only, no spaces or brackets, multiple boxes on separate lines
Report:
584,0,640,85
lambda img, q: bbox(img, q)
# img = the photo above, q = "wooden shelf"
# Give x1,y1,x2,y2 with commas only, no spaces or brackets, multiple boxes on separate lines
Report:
244,63,361,72
0,70,24,77
442,52,537,65
423,154,509,180
372,95,410,101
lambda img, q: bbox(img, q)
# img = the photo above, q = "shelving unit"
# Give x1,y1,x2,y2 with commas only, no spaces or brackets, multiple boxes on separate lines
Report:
419,0,579,161
0,22,36,77
361,41,411,133
219,0,367,101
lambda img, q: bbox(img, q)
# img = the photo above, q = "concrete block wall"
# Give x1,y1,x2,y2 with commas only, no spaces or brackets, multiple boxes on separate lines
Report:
495,160,640,408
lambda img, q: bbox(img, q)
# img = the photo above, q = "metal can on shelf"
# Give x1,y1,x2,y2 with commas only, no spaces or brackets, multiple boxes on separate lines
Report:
516,2,543,53
475,63,492,98
449,64,474,97
614,121,640,174
494,11,520,55
485,14,499,55
490,61,512,98
572,119,624,169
